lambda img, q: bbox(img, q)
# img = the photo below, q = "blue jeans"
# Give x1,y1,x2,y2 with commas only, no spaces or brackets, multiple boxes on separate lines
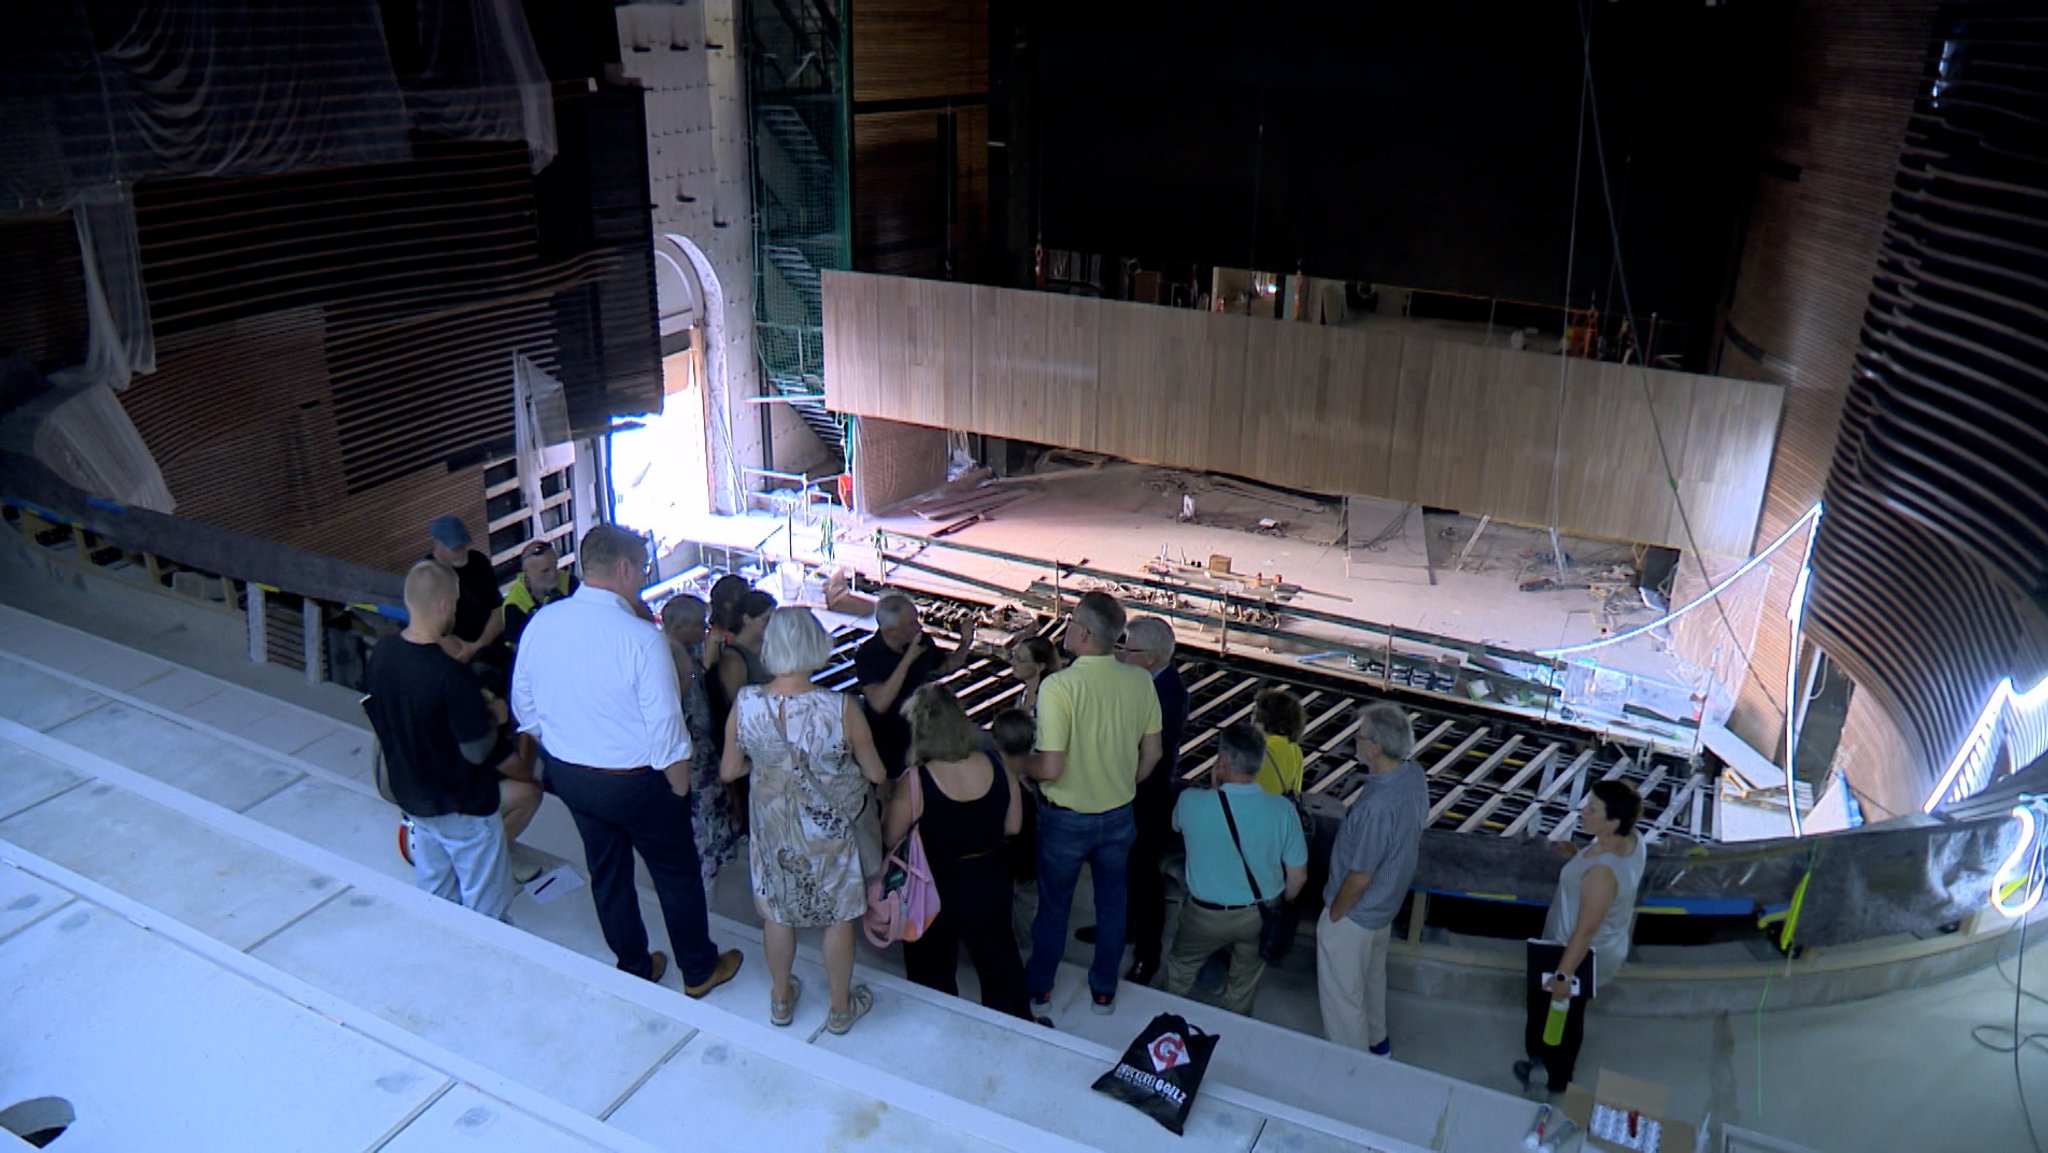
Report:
408,810,514,921
1027,802,1137,999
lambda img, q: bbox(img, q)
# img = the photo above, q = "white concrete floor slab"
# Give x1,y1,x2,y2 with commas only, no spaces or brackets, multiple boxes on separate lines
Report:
0,782,342,951
1051,978,1464,1152
176,684,291,736
0,619,175,692
0,900,448,1153
606,1027,1007,1153
0,862,73,942
0,738,84,820
235,704,349,758
813,987,1271,1153
42,701,301,811
377,1085,606,1153
851,464,1696,686
125,666,228,711
249,891,694,1116
291,726,375,782
242,777,418,887
0,657,111,731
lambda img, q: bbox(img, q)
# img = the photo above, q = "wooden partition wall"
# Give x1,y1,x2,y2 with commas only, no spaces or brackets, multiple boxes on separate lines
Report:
824,272,1784,555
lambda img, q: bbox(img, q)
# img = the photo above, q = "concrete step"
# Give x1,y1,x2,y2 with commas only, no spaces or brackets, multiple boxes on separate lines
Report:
0,603,1548,1151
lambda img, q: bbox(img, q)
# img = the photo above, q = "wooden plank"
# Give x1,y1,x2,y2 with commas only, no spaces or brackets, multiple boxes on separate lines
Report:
824,273,1785,552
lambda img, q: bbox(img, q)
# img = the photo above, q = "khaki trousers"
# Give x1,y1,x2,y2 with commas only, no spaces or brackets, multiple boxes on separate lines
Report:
1316,913,1393,1050
1162,902,1267,1015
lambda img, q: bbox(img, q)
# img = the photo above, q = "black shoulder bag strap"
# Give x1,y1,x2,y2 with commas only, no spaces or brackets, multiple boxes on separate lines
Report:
1217,790,1269,905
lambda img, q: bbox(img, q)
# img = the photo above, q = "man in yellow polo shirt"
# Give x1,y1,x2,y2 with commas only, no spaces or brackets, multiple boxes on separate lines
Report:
1026,591,1162,1017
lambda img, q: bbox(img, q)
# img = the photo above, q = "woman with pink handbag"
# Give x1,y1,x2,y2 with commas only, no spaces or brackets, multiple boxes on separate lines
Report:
884,684,1031,1020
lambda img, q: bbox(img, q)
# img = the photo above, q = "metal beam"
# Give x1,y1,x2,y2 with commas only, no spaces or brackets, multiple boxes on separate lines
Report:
1429,735,1524,823
1458,744,1561,834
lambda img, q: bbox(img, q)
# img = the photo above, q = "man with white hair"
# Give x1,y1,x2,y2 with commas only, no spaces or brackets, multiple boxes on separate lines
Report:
854,592,973,778
1317,701,1429,1055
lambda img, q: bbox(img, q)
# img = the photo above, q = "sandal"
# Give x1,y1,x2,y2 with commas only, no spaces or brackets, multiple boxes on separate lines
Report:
770,975,803,1027
823,983,873,1035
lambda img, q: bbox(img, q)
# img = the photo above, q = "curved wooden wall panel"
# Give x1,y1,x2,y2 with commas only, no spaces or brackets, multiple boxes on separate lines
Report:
825,271,1785,557
1711,0,1940,779
1805,1,2048,813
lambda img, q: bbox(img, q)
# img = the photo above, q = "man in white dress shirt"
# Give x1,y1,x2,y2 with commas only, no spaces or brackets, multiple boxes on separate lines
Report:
511,524,742,995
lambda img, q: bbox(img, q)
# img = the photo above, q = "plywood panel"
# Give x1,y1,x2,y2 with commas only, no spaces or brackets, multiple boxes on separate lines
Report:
822,269,882,413
971,287,1100,451
825,272,1784,553
1097,300,1230,469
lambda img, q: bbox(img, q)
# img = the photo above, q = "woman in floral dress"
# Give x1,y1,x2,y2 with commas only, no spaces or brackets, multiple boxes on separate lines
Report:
721,607,889,1034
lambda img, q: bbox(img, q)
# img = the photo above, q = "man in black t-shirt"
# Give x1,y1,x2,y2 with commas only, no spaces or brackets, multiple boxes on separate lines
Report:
428,515,508,688
855,592,974,778
364,560,516,919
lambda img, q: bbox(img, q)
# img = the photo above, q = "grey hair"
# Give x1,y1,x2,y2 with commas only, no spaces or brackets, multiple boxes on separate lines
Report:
1215,722,1266,778
1355,702,1415,761
1072,591,1126,649
1123,615,1174,661
761,606,835,677
874,592,918,630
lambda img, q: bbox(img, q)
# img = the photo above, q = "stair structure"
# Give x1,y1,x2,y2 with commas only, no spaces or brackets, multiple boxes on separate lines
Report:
0,602,1565,1152
746,0,848,464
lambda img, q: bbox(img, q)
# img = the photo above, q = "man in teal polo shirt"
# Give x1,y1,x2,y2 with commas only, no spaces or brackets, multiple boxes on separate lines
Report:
1163,722,1307,1015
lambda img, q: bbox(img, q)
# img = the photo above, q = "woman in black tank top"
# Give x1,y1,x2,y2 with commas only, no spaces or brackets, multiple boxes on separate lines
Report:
886,685,1030,1020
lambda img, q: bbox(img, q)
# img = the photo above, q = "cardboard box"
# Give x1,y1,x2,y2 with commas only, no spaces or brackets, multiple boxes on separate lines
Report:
1563,1069,1700,1153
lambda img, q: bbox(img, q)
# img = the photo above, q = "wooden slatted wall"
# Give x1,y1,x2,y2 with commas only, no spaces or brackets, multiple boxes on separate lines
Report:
117,138,644,575
1802,3,2048,816
849,0,989,278
825,271,1784,557
1708,0,1940,812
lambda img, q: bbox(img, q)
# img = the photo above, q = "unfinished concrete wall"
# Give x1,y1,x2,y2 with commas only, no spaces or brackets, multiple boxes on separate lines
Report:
617,1,760,514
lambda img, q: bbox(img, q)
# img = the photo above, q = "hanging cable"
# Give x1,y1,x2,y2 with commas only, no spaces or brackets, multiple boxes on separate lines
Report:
1570,0,1790,722
1546,0,1595,581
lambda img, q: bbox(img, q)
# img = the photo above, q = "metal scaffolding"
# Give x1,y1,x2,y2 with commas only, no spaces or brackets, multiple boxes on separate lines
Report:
744,0,850,460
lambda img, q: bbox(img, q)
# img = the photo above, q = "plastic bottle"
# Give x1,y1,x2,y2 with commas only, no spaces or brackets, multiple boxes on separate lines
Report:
1542,990,1571,1046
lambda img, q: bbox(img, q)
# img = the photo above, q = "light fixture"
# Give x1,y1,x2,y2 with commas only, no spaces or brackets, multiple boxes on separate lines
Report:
1991,798,2046,919
1924,673,2048,812
1538,502,1822,658
1779,515,1820,838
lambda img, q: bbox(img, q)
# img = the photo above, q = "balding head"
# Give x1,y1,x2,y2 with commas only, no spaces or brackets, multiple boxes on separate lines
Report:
404,560,460,638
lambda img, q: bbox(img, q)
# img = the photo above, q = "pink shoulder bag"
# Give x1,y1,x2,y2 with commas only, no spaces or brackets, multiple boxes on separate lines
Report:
864,768,942,947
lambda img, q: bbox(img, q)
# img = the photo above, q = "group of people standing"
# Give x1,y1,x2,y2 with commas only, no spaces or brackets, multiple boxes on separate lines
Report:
367,520,1651,1091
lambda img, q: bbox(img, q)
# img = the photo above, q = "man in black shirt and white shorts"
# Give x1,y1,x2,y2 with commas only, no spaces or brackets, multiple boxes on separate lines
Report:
364,560,516,919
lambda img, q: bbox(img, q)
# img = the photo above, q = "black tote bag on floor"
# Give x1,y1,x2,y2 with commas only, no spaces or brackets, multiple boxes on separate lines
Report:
1090,1012,1220,1134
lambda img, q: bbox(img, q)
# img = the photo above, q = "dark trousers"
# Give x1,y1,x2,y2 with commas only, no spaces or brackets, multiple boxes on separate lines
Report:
904,854,1031,1020
1126,772,1173,968
545,755,720,985
1523,983,1590,1092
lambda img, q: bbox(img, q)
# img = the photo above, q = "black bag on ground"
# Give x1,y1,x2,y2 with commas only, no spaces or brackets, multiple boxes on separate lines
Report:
1090,1012,1219,1134
1220,791,1298,964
